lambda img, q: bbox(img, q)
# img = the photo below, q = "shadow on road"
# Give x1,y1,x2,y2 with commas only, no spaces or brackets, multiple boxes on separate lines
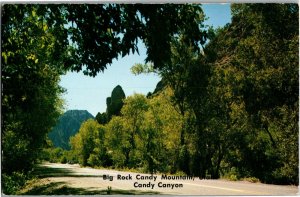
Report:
22,181,160,195
21,164,160,195
32,165,102,178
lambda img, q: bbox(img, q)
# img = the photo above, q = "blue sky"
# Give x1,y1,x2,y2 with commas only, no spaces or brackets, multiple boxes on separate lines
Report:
60,4,232,117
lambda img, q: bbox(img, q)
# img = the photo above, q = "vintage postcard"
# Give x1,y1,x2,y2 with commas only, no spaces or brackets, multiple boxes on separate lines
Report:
1,2,298,195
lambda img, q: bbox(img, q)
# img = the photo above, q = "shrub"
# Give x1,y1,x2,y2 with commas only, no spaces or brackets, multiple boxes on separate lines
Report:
2,172,28,194
87,153,100,167
229,174,238,181
243,177,260,183
174,171,187,176
60,156,67,164
222,167,240,181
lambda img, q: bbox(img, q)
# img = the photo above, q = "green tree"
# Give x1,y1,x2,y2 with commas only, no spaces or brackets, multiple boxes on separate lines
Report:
104,88,183,173
3,4,208,77
2,3,208,177
70,119,99,166
130,4,298,183
105,116,129,168
166,38,212,177
121,94,149,167
131,38,212,176
87,124,111,167
2,5,65,175
204,4,298,183
70,119,111,167
142,87,183,173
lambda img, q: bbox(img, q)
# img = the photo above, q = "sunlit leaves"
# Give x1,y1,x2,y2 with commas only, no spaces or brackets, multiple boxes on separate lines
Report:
4,4,208,77
2,4,66,174
130,63,155,75
70,119,100,166
204,3,298,183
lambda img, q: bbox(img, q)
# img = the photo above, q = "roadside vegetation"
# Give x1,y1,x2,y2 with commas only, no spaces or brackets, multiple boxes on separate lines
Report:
57,4,298,185
2,3,298,194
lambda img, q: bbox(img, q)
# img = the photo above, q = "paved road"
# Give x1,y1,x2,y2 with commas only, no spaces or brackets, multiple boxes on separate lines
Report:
26,163,298,195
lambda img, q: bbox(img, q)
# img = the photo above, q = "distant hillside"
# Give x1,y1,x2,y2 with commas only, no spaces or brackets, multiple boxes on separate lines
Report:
48,110,94,150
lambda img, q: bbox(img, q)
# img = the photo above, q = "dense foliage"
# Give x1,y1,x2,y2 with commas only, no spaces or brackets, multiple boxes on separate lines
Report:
2,4,207,194
69,4,298,185
2,4,298,194
1,5,66,194
2,5,65,175
205,4,298,184
3,4,207,76
70,89,183,173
